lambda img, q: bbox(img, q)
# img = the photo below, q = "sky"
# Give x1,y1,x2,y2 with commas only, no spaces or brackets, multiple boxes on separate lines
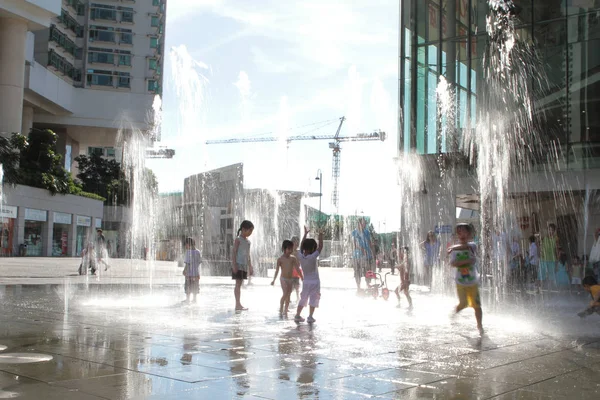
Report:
147,0,401,231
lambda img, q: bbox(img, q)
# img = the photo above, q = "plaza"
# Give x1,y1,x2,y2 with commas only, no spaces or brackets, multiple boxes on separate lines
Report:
0,258,599,399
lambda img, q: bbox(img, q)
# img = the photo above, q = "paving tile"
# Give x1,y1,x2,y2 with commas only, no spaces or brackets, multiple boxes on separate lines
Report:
387,377,521,399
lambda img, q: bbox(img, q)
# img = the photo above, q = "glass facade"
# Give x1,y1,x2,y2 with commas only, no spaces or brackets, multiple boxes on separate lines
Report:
400,0,600,167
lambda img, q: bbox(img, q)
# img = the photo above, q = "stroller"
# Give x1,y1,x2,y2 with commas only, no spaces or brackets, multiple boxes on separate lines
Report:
365,270,391,300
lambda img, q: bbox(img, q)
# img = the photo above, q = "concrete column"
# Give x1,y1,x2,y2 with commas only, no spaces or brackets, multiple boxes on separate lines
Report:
0,18,28,136
21,105,34,136
68,222,77,256
43,213,53,257
15,208,26,256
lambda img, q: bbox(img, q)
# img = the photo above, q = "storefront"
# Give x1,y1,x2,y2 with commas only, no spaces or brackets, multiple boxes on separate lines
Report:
24,208,47,256
1,206,18,256
76,215,92,256
52,212,72,257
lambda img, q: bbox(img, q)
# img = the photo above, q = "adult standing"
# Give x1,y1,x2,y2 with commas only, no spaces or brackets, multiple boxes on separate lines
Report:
95,229,110,271
352,218,375,290
539,223,559,290
421,231,440,287
389,241,398,275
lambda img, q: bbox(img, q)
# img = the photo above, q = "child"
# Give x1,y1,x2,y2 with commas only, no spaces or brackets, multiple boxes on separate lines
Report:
290,236,303,303
395,246,413,309
578,276,600,318
528,235,539,289
271,240,302,315
294,226,324,323
570,255,583,289
79,242,96,275
232,220,254,311
449,223,484,335
555,247,571,289
183,237,201,304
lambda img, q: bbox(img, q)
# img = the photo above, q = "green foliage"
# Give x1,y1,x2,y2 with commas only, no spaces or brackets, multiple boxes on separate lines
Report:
18,128,81,195
77,191,107,202
75,154,130,205
0,133,28,185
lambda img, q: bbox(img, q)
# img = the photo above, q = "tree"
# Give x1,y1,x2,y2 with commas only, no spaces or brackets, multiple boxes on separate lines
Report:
75,154,129,205
19,128,79,195
0,133,27,185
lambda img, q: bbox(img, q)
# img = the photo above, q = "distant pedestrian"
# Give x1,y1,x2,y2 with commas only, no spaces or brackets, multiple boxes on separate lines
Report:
294,226,324,323
448,223,484,335
182,237,201,304
389,241,398,275
528,235,539,287
395,247,413,309
539,223,559,290
422,231,440,287
570,255,583,289
232,220,254,311
95,229,110,271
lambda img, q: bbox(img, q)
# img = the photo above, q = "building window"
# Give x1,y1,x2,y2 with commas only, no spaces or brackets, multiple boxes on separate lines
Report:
121,7,134,23
67,0,85,16
105,147,116,157
118,54,131,66
153,0,160,6
89,26,116,43
88,51,114,64
90,3,117,21
65,144,72,172
88,147,104,156
150,37,158,48
117,72,131,88
148,58,157,70
119,28,133,44
151,16,159,27
147,79,158,92
86,69,113,87
59,9,84,37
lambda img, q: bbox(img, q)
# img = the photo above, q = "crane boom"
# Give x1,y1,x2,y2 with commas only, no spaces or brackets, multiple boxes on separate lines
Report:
205,130,385,144
205,116,386,212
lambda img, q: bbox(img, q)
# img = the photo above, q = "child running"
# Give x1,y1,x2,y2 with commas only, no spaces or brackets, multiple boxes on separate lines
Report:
448,223,484,335
395,246,413,309
290,236,303,304
232,220,254,311
182,237,201,304
271,240,302,315
294,226,323,323
578,276,600,318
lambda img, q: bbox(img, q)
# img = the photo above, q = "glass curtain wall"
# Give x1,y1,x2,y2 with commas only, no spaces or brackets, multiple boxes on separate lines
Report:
400,0,600,168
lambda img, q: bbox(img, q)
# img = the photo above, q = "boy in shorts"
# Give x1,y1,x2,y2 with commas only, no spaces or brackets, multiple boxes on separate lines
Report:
183,238,201,304
294,226,324,323
578,276,600,318
449,223,484,335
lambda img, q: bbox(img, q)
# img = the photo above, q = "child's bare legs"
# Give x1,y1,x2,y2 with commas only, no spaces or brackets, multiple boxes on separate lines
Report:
475,307,483,330
403,287,413,308
234,279,246,310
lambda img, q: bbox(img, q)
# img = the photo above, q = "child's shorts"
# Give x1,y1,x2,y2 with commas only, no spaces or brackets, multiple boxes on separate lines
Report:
231,265,248,280
299,280,321,308
456,284,481,309
185,276,200,294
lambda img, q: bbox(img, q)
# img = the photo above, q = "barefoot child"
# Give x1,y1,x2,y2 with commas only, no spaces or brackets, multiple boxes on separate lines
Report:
294,226,323,323
232,220,254,311
271,240,302,315
449,223,484,335
578,276,600,318
290,236,304,303
395,246,413,309
183,237,201,304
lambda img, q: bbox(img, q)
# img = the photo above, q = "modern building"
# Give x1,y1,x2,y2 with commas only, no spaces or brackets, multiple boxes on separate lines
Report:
399,1,600,260
0,0,167,256
182,164,319,276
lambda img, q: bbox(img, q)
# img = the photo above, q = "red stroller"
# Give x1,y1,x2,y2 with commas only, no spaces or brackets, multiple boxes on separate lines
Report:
365,270,391,300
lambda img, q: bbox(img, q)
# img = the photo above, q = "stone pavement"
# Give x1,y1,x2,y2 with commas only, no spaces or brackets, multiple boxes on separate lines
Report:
0,259,600,399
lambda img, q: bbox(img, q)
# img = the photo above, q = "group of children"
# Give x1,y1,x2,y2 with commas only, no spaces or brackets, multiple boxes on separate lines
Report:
180,220,600,332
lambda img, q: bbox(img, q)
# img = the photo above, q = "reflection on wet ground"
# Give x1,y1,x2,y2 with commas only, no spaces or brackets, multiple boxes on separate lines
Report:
0,280,599,399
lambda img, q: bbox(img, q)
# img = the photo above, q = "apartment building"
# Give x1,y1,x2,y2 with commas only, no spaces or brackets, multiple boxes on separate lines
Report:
0,0,167,256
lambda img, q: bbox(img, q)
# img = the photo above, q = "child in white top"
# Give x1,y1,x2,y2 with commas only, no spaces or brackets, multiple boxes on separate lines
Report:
232,220,254,311
294,226,323,323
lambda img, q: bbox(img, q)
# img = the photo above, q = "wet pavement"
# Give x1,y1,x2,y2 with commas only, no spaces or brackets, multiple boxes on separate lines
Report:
0,261,599,399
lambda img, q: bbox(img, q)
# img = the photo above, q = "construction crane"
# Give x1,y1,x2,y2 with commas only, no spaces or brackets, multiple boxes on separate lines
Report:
205,117,386,210
145,147,175,159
